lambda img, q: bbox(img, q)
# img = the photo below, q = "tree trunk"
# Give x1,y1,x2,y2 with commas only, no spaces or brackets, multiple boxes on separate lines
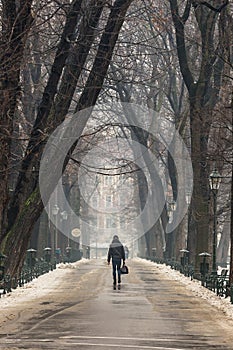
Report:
0,0,33,236
2,0,134,277
189,104,211,271
229,96,233,285
169,0,227,272
5,0,84,236
3,189,43,276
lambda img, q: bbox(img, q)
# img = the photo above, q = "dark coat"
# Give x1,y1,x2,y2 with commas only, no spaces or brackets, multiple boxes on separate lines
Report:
107,238,125,262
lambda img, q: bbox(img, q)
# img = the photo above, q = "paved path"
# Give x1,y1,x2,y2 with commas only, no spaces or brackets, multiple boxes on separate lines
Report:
0,259,233,349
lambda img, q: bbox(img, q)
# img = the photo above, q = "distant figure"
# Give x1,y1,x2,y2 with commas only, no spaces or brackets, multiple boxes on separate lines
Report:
107,235,125,288
124,246,129,259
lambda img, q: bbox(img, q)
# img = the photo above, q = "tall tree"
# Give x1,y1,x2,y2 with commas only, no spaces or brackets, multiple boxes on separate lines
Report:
169,0,229,270
0,0,134,277
0,0,34,236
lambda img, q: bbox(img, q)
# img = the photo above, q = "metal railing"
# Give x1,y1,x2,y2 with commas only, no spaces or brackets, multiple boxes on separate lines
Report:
0,260,56,297
0,252,83,298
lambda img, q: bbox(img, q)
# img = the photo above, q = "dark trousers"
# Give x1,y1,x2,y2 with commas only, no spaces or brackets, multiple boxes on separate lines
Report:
112,258,121,284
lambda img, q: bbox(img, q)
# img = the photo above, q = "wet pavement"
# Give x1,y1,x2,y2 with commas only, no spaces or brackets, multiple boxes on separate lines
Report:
0,259,233,349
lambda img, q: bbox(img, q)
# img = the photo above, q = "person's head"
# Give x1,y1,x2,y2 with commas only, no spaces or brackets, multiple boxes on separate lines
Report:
112,235,119,241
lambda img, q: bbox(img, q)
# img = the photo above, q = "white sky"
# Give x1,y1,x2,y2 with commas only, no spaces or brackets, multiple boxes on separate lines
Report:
0,258,233,322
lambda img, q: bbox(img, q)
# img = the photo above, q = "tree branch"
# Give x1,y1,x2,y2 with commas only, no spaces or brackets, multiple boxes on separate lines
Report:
169,0,194,92
193,0,229,12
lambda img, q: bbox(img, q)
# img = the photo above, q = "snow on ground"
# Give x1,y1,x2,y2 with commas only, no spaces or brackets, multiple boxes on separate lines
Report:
1,257,233,323
0,259,89,309
135,258,233,321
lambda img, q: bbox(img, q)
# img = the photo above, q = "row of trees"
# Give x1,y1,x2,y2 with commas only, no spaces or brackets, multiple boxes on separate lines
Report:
0,0,232,282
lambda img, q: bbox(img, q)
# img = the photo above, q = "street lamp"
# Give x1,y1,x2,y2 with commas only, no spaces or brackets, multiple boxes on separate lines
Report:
61,210,68,260
26,248,37,268
209,169,221,275
52,204,59,262
43,247,52,263
180,249,189,268
61,210,70,262
199,252,211,284
166,200,176,260
185,191,192,249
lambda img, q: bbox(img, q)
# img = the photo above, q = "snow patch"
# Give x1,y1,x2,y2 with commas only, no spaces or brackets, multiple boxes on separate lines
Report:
135,258,233,320
0,259,89,309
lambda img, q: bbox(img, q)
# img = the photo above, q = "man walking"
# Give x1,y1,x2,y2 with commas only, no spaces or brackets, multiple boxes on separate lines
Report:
107,235,125,288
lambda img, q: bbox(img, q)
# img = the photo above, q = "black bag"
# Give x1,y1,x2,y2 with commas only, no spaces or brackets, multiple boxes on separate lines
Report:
120,264,129,274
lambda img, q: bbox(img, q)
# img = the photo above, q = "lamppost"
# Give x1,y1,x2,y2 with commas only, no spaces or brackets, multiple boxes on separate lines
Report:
43,247,52,263
166,200,176,259
60,210,68,261
199,251,211,285
185,191,192,251
209,169,221,275
61,210,68,243
180,249,189,269
52,204,59,262
60,210,70,262
26,248,37,269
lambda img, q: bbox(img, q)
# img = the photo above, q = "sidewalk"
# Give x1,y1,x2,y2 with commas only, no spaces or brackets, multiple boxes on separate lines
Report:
0,258,233,349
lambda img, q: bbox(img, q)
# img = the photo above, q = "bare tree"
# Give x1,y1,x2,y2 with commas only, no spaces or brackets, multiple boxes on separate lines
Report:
0,0,134,277
169,0,229,271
